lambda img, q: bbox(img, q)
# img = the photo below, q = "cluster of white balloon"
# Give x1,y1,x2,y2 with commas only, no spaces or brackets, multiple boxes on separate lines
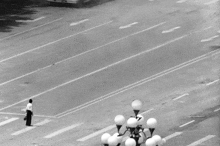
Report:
101,100,166,146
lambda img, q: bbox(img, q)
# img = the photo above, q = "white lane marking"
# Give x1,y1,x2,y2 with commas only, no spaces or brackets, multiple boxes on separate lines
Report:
162,26,181,33
0,112,55,118
0,18,63,41
201,35,219,42
204,0,219,5
0,23,170,112
0,22,165,87
179,120,195,127
173,93,189,101
214,108,220,112
140,108,154,115
70,19,89,26
187,135,216,146
56,49,220,118
119,22,138,29
0,21,112,63
11,119,51,136
44,123,82,138
0,117,19,126
16,16,46,23
176,0,186,3
206,79,219,86
164,132,182,140
55,35,186,118
77,125,115,141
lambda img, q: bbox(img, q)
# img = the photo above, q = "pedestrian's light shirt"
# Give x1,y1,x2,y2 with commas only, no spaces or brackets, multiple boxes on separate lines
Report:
26,103,32,111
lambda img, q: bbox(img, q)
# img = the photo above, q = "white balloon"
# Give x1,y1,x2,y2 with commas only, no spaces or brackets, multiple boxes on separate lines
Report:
113,133,123,143
127,117,138,128
125,138,136,146
152,135,162,145
138,132,146,144
108,136,118,146
145,138,156,146
101,133,111,144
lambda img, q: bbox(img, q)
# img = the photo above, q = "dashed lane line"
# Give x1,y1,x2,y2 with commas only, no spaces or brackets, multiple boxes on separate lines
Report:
206,79,219,86
0,111,55,118
0,117,19,126
119,22,138,29
0,22,165,87
44,123,83,138
0,18,63,41
179,120,195,128
162,26,181,33
201,35,219,42
0,21,112,63
16,16,46,23
164,132,182,140
187,135,216,146
11,119,51,136
204,0,219,5
173,93,189,101
176,0,186,3
214,108,220,112
70,19,89,26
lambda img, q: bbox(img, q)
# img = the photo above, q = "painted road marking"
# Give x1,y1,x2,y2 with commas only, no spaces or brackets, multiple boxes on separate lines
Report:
176,0,186,3
44,123,82,138
119,22,138,29
162,26,181,33
214,108,220,112
11,119,51,136
0,112,55,118
16,16,46,23
70,19,89,26
187,135,215,146
0,23,170,112
0,18,63,41
77,125,115,141
0,21,112,63
179,120,195,127
0,22,165,87
54,35,186,118
206,79,219,86
204,0,219,5
0,117,19,126
56,49,220,118
164,132,182,140
141,108,154,115
173,93,189,101
201,35,219,42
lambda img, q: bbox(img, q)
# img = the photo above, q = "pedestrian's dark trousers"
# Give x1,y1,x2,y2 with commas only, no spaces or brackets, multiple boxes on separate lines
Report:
26,110,32,126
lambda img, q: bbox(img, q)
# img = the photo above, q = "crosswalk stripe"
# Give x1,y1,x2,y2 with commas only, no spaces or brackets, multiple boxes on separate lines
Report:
187,135,216,146
77,125,116,142
44,123,83,138
11,119,51,136
0,117,19,126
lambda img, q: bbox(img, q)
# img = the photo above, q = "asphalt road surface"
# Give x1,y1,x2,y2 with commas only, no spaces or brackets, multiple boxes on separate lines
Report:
0,0,219,146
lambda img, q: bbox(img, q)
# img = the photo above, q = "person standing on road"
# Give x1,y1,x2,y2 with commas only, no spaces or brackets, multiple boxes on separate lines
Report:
25,99,33,126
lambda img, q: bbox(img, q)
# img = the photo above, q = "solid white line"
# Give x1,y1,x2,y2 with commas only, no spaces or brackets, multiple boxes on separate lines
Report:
201,35,219,42
0,24,175,113
56,50,220,118
206,79,219,86
0,18,63,41
44,123,82,138
70,19,89,26
0,112,55,118
140,108,154,115
187,135,215,146
119,22,138,29
32,16,46,22
214,108,220,112
0,117,19,126
16,17,45,23
77,125,115,141
204,0,219,5
173,93,189,101
179,120,195,127
164,132,182,140
0,21,112,63
0,22,165,87
11,119,51,136
176,0,186,3
162,26,180,33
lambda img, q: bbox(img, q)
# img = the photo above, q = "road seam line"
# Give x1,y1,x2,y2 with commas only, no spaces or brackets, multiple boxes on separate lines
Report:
179,120,195,127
